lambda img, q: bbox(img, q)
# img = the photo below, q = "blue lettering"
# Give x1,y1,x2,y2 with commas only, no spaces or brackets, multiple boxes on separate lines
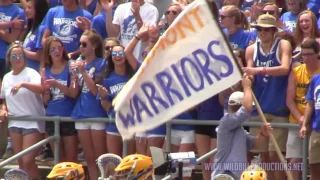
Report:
118,100,136,128
141,82,169,114
133,94,153,123
181,57,204,92
156,71,184,106
193,48,221,85
171,64,192,97
207,41,233,77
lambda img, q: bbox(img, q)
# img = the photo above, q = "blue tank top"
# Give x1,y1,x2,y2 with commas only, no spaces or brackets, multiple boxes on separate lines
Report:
45,63,76,117
252,39,289,117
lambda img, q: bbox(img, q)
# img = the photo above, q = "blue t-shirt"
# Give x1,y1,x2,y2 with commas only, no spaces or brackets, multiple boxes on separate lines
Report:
280,12,298,33
23,25,45,72
49,0,63,7
252,39,289,117
92,7,116,40
172,110,197,131
223,29,250,50
103,72,130,133
42,6,93,53
306,74,320,131
87,0,98,15
71,57,107,119
0,4,26,59
45,63,76,117
197,95,223,121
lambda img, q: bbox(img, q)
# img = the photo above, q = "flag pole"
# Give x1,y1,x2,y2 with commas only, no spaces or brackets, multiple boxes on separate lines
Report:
251,89,294,180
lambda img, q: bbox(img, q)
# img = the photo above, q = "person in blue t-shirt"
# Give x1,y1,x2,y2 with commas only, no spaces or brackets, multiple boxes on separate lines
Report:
20,0,63,8
0,0,26,79
301,72,320,180
22,0,49,72
244,14,292,180
220,5,250,50
70,30,106,180
41,36,78,163
41,0,93,59
92,0,118,41
97,26,144,157
280,0,305,34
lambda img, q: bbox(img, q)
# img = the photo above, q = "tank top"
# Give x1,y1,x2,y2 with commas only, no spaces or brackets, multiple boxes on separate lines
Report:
289,64,320,123
252,39,290,117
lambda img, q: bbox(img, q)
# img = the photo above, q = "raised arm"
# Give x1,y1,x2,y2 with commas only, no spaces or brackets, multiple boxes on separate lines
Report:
101,0,120,38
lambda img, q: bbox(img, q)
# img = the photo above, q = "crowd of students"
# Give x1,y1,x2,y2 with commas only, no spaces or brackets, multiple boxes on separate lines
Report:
0,0,320,180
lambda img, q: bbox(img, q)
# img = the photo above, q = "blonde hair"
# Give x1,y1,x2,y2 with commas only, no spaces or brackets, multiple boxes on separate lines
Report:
6,42,26,68
222,5,250,30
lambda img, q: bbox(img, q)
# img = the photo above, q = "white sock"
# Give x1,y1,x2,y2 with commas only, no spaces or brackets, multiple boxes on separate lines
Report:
7,137,12,148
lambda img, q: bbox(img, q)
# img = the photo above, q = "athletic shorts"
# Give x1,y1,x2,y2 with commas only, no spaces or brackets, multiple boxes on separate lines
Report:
195,125,218,138
46,121,77,136
169,129,195,145
75,122,105,130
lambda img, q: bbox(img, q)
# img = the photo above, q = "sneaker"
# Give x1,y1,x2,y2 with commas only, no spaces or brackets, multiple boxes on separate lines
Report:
35,148,53,161
78,151,84,161
2,148,13,159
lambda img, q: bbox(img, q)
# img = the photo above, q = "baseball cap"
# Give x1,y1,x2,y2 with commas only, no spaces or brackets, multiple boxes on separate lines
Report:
228,91,244,106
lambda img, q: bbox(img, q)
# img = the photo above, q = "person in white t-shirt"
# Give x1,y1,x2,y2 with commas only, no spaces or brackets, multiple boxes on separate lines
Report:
102,0,159,60
0,42,45,180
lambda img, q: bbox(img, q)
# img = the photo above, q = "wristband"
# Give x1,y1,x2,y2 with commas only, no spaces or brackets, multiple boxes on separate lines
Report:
259,67,266,75
135,34,141,40
10,21,14,28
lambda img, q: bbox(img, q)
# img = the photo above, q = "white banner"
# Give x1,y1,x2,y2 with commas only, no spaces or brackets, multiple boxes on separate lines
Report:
114,0,242,140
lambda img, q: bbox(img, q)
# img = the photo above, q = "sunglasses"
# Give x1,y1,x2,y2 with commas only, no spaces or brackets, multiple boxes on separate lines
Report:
105,46,113,51
166,10,177,15
79,42,87,48
11,53,24,61
112,51,124,57
50,46,63,54
262,10,275,15
256,27,273,32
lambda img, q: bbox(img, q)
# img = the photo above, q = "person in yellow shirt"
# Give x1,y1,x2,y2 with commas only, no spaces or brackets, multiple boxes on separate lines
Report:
286,38,320,180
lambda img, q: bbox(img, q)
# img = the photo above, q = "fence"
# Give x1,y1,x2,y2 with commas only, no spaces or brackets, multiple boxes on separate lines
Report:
0,116,308,180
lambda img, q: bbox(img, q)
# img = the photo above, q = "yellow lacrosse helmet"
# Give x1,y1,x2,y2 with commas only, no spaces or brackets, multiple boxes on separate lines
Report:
114,154,153,180
47,162,85,180
240,165,267,180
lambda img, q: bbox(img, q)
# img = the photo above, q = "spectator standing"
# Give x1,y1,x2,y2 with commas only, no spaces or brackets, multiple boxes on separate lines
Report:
287,39,320,180
70,30,106,180
244,14,292,180
300,41,320,180
22,0,49,72
0,42,45,179
41,0,93,59
280,0,306,34
0,0,26,160
42,36,79,162
103,0,159,60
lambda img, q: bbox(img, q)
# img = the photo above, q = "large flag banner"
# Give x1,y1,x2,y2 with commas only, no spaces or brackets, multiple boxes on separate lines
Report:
114,0,242,140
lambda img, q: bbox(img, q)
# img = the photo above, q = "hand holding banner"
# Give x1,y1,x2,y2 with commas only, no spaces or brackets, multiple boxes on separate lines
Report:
114,0,242,140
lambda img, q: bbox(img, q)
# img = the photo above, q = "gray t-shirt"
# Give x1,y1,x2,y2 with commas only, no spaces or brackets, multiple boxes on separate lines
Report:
211,106,255,180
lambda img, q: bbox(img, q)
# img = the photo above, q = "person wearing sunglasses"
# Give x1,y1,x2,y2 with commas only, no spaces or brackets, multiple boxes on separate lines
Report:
70,30,106,180
22,0,49,72
220,5,250,50
103,37,120,59
158,3,182,36
243,14,292,180
0,43,46,180
41,36,79,163
292,10,320,66
288,40,320,180
280,0,306,34
41,0,93,59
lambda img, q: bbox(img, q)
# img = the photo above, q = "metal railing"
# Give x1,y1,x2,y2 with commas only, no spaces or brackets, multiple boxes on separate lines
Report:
0,116,308,180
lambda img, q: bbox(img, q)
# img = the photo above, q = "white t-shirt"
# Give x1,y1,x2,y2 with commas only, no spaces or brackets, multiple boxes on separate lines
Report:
0,67,45,132
113,2,159,60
